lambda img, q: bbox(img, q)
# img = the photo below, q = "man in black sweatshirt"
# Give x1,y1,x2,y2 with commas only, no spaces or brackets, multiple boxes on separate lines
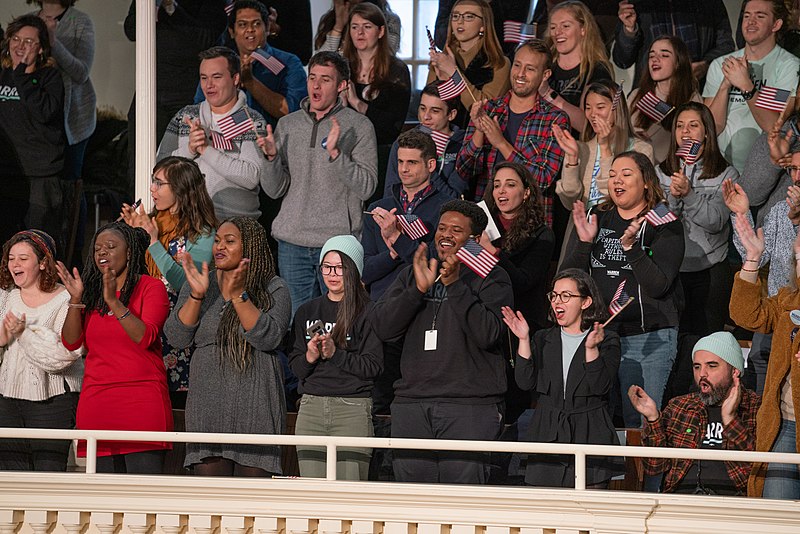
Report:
372,200,514,484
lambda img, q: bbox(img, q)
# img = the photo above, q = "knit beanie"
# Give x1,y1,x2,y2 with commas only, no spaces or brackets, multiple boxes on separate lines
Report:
320,235,364,276
692,331,744,375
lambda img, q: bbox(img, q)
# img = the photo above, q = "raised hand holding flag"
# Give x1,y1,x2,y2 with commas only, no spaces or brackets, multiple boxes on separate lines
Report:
643,203,678,226
438,70,468,101
607,279,631,315
455,238,498,278
634,91,674,122
675,138,702,165
397,214,429,240
218,108,255,140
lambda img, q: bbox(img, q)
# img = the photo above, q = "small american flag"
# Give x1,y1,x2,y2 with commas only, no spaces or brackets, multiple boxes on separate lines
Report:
224,0,234,15
755,86,791,113
426,26,439,52
612,84,623,111
419,125,450,157
608,279,631,315
210,130,233,151
455,238,498,279
397,214,429,240
251,48,285,75
644,203,678,226
218,108,254,140
503,21,537,43
675,138,702,165
438,71,467,101
634,91,674,122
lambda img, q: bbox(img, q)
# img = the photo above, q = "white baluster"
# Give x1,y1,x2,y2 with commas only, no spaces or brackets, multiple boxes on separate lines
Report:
284,518,310,534
26,510,56,534
221,516,251,534
92,512,122,534
317,520,342,534
59,511,90,534
156,514,186,534
0,511,22,534
252,518,279,534
188,515,219,534
349,520,374,534
123,513,155,534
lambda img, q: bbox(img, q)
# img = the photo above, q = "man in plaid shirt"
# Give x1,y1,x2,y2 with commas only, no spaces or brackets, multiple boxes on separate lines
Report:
455,40,568,226
628,332,760,495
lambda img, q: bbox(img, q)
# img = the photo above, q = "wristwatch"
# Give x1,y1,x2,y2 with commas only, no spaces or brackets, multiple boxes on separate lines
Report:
740,87,756,101
231,291,249,304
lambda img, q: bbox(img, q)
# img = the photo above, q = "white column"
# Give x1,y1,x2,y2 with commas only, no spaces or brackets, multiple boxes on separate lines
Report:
135,0,157,211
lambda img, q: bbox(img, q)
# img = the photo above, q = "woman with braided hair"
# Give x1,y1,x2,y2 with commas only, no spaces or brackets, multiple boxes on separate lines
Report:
57,221,172,474
0,229,83,471
164,217,291,476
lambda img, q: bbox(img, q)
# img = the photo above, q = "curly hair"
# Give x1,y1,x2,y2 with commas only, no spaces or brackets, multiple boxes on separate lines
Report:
81,222,150,314
483,161,546,252
0,231,59,292
151,156,218,241
216,217,277,371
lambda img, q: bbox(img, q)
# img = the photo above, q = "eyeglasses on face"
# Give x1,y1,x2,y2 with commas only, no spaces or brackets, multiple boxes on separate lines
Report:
321,264,344,276
547,291,585,303
150,176,170,189
783,165,800,175
450,12,483,22
10,36,40,47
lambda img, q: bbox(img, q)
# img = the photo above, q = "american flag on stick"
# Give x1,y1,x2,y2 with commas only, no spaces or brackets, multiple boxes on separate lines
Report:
503,21,537,43
438,71,467,101
634,91,674,122
426,26,439,52
251,48,285,75
675,139,702,165
612,83,623,111
397,214,429,240
755,86,791,113
419,125,450,157
608,280,632,315
644,203,678,226
224,0,234,15
210,130,233,151
455,238,498,279
218,108,254,141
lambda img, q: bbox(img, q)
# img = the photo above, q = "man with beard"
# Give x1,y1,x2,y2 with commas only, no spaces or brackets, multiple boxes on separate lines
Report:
455,39,567,222
628,332,761,495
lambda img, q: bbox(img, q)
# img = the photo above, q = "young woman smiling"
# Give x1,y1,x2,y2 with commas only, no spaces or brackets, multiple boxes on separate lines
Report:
502,268,621,488
629,36,701,163
120,156,217,403
427,0,509,129
290,236,382,480
0,230,83,471
57,221,172,474
562,151,684,428
339,2,410,147
164,217,291,477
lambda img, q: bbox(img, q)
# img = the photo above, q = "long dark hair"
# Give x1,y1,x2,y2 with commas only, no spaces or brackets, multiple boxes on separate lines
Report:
629,36,697,132
581,80,638,155
598,150,665,217
0,15,52,70
483,161,546,252
341,2,394,98
314,0,395,50
659,102,729,180
324,252,370,347
551,268,608,330
216,217,276,371
82,222,149,314
151,157,218,241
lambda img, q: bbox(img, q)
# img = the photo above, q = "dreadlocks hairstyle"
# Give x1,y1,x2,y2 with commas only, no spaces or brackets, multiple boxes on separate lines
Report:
82,221,150,314
0,230,59,292
483,161,546,252
323,252,370,348
216,217,276,371
150,156,219,241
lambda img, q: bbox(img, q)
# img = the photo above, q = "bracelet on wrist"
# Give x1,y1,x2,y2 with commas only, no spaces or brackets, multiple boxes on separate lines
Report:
189,293,205,301
117,309,131,321
740,267,759,273
68,302,86,309
744,259,759,264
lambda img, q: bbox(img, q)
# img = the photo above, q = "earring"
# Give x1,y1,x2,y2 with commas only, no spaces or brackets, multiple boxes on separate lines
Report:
479,30,484,37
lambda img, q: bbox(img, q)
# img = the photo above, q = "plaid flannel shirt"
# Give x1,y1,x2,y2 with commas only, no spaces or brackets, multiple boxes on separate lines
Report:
455,92,568,226
642,389,761,494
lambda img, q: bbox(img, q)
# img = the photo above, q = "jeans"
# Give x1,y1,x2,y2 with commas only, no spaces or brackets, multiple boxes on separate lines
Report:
618,327,678,428
763,419,800,500
295,395,373,480
277,240,324,318
746,332,771,395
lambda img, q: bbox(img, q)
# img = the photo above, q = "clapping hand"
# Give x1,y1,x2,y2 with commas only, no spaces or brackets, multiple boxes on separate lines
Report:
55,261,84,303
184,116,207,156
619,217,644,251
627,385,658,422
180,252,210,300
721,179,750,215
571,200,598,243
412,243,438,293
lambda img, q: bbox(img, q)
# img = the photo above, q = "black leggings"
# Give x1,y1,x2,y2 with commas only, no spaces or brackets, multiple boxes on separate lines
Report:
192,456,275,477
96,450,165,474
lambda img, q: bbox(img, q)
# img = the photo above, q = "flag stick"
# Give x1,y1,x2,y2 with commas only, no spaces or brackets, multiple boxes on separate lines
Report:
241,106,260,137
602,297,635,328
454,65,477,102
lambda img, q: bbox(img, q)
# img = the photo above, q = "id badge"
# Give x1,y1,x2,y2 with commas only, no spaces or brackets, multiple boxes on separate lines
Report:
424,329,438,351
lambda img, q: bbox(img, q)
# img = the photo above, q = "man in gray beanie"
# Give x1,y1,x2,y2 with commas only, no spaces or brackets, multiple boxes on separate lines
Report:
628,331,761,495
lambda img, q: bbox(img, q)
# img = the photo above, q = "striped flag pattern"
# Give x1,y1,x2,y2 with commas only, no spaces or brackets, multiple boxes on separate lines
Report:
634,91,674,122
224,0,234,15
608,280,631,315
503,21,537,43
210,130,233,151
419,125,450,157
644,203,678,226
612,84,623,111
218,108,254,140
397,214,429,240
675,139,702,165
456,238,498,279
755,86,791,112
426,26,438,51
251,48,285,75
438,71,467,100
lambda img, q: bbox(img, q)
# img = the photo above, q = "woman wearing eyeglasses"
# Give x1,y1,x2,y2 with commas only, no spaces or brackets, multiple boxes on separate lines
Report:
427,0,509,129
289,236,382,480
0,15,65,249
502,268,621,488
120,157,217,406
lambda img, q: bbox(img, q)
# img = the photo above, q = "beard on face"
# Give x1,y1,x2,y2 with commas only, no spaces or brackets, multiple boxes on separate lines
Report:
697,372,734,406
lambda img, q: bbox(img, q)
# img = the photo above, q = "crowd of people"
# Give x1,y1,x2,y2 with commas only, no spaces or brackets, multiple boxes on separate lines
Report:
2,0,800,500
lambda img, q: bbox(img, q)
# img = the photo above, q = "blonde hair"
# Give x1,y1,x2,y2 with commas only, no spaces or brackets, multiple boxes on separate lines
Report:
546,1,613,89
445,0,506,70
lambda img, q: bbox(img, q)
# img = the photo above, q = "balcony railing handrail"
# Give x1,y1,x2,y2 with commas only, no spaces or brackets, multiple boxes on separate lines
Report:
0,426,798,489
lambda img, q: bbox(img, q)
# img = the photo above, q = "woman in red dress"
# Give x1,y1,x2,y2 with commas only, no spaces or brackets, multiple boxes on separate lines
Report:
57,221,172,473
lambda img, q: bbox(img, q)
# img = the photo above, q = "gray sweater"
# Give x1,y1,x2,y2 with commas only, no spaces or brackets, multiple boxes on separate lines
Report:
657,161,737,272
156,92,269,220
262,97,378,247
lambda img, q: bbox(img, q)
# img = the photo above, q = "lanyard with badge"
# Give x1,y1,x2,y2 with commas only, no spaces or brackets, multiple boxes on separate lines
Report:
425,286,445,351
